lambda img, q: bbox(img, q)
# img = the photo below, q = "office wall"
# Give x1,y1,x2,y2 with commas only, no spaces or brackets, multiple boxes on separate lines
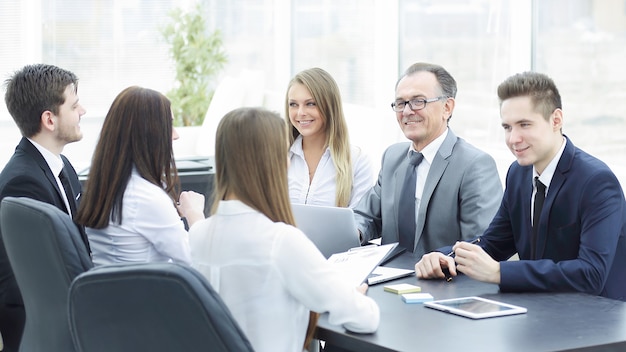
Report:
1,0,624,187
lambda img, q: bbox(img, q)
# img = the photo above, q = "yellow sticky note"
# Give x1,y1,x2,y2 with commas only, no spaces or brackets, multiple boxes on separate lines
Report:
383,283,422,294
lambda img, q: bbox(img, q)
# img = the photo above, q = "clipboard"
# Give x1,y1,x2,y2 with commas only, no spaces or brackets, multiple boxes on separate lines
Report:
327,243,399,287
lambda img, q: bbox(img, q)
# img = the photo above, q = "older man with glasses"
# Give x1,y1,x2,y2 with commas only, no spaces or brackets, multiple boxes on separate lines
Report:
352,62,503,259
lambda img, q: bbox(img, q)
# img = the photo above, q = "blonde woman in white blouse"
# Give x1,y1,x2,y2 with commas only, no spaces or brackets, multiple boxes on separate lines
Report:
286,68,374,208
189,107,379,352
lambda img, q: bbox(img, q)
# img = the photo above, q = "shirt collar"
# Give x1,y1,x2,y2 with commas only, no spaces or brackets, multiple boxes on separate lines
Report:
27,138,64,176
407,128,449,165
216,199,259,216
289,134,330,158
533,136,567,190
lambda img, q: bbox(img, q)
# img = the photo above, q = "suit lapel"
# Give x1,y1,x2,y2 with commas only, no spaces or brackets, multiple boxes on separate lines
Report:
519,168,534,259
535,137,574,258
60,155,80,210
19,138,67,209
414,130,456,247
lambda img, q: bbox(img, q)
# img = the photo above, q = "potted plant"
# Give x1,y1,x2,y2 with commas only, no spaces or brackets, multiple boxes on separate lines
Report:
161,2,228,126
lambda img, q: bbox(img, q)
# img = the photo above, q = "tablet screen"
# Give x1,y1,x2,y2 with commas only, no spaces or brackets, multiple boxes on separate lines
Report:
424,296,527,319
441,297,513,313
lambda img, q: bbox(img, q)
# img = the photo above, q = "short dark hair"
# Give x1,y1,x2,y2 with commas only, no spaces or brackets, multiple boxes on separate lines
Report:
497,71,562,120
4,63,79,137
397,62,457,99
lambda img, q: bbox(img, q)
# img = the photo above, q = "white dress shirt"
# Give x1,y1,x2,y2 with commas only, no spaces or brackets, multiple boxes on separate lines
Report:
189,200,379,352
531,136,567,224
87,168,191,266
288,135,374,208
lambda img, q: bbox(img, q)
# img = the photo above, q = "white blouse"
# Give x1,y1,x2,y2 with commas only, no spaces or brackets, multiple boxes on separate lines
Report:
288,135,374,208
87,168,191,266
189,200,379,352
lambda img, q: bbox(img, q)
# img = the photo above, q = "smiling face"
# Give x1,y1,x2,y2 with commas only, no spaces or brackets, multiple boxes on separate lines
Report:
394,71,453,151
287,82,326,140
500,96,563,174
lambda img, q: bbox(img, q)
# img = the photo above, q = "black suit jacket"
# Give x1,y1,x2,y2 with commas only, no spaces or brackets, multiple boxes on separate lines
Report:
0,137,90,306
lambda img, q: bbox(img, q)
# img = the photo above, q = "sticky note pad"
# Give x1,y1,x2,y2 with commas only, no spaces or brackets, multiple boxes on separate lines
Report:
383,283,422,294
402,293,434,304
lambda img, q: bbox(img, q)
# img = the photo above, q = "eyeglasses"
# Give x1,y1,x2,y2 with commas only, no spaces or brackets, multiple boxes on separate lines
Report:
390,96,447,112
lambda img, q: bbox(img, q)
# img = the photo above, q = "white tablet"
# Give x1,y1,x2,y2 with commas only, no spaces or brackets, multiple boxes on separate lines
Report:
424,296,527,319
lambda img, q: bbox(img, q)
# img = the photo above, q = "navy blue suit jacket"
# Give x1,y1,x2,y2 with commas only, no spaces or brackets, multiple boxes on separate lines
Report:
480,137,626,300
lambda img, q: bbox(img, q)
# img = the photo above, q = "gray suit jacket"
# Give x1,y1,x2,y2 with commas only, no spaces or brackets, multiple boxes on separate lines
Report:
353,129,503,258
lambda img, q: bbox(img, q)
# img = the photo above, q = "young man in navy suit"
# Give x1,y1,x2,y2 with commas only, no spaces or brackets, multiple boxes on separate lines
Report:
0,64,89,351
415,71,626,301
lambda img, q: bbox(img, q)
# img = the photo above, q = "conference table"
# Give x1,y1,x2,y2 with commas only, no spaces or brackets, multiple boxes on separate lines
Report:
315,253,626,352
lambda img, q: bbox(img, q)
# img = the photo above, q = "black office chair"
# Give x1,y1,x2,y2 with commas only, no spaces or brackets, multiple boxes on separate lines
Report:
0,197,93,352
68,262,255,352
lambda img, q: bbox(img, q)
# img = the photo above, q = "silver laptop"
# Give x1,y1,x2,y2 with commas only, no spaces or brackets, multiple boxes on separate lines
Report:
292,204,361,258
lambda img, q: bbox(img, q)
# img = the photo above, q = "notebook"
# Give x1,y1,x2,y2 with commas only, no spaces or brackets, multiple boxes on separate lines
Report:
292,204,361,258
367,266,415,285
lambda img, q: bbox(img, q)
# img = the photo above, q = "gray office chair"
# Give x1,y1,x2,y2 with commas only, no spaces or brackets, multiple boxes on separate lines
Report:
0,197,93,352
68,262,255,352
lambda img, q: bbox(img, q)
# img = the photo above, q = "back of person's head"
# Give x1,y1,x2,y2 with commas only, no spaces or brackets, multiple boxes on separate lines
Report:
399,62,457,99
4,63,78,137
213,106,319,348
284,67,349,147
76,86,178,229
497,71,562,120
213,107,294,225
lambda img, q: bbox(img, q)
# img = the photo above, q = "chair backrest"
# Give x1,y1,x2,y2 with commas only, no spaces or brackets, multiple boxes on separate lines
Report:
68,262,255,352
0,196,93,352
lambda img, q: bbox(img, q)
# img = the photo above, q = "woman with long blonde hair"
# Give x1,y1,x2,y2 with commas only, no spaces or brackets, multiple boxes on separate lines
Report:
189,107,379,352
286,67,373,207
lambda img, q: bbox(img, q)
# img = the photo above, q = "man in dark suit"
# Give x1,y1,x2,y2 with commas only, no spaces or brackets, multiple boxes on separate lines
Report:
0,64,90,351
415,71,626,301
353,63,502,257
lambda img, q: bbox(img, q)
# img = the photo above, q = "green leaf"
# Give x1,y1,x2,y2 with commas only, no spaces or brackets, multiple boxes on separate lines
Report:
159,2,228,126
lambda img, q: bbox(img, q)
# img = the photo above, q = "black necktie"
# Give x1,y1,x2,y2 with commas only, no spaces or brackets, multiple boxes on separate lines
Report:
59,168,91,254
59,169,77,217
531,177,546,259
397,152,424,252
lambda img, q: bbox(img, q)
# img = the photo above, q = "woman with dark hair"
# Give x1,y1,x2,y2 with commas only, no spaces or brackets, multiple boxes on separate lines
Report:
76,86,204,266
189,107,379,352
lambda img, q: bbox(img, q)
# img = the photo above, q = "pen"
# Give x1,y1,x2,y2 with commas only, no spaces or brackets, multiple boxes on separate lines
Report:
444,237,481,282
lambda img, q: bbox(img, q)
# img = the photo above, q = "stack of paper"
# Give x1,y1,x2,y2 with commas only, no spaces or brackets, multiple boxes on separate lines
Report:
327,243,398,287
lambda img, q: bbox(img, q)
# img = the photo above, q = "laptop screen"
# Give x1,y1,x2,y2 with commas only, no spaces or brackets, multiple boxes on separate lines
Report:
292,204,360,258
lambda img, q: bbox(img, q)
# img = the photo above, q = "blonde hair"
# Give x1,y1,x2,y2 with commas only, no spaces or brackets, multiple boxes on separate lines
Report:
285,67,353,207
212,107,318,349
